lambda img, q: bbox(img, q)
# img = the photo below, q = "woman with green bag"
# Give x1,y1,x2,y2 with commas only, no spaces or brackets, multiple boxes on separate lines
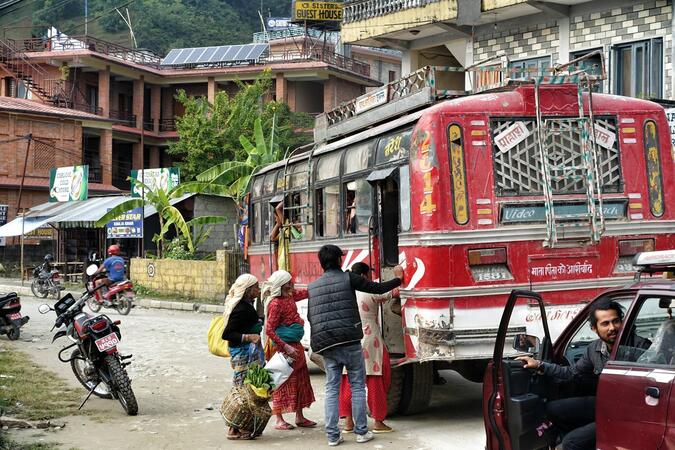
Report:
222,273,264,440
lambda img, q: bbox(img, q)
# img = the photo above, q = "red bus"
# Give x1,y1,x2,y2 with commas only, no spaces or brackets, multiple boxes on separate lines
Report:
246,58,675,414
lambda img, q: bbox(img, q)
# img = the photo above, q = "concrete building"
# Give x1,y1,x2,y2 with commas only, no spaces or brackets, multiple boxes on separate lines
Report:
0,33,382,222
341,0,674,100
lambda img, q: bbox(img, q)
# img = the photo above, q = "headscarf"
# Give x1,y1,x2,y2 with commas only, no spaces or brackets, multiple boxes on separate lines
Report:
262,270,292,303
222,273,258,329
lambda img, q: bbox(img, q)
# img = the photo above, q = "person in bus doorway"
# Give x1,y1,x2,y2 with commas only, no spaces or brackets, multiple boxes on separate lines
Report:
263,270,316,431
516,299,648,450
307,244,404,446
339,262,398,434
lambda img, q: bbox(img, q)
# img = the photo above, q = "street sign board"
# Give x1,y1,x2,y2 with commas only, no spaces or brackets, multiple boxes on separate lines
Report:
292,1,343,21
106,207,143,239
130,167,180,198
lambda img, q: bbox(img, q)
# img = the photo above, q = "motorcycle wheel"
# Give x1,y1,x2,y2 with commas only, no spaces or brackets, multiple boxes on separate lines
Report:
7,324,20,341
104,354,138,416
87,297,102,313
70,348,113,399
30,279,48,298
116,297,132,316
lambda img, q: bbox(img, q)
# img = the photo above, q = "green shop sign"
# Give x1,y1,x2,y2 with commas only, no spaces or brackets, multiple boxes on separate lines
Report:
49,165,88,202
130,167,180,198
501,201,627,224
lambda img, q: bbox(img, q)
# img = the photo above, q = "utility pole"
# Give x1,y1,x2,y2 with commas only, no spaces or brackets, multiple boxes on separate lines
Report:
84,0,88,36
16,135,31,286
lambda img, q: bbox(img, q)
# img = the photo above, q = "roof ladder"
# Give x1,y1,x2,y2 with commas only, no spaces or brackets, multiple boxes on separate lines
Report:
533,71,605,248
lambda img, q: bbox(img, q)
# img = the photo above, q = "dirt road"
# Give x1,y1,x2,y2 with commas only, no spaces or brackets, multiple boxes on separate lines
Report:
7,296,485,450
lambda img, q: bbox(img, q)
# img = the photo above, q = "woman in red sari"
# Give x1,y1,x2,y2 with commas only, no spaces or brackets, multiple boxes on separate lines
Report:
264,270,316,430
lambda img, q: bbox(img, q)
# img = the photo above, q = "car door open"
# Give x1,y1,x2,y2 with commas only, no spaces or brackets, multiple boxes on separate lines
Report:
484,289,554,450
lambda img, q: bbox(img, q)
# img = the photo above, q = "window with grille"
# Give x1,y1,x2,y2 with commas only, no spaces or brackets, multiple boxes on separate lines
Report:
491,117,623,197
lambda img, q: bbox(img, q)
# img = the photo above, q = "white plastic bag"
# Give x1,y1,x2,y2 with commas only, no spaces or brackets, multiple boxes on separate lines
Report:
264,352,294,389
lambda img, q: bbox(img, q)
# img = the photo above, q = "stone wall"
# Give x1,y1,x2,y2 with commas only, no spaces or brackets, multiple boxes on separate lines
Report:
130,251,229,301
193,195,238,253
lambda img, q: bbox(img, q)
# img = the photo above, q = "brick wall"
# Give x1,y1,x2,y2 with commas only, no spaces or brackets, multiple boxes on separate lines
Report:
193,195,238,253
569,0,672,98
474,21,560,69
130,252,230,301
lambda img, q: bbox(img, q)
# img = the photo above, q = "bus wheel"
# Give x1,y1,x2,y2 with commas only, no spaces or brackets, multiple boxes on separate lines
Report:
386,366,404,416
398,362,433,415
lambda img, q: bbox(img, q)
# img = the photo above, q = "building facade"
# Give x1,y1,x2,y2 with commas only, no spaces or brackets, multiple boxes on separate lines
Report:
341,0,674,100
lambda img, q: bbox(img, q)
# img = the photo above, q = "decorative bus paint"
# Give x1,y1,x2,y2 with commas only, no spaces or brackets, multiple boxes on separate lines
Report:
246,79,675,412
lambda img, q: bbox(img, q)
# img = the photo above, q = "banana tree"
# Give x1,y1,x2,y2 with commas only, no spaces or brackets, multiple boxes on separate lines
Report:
196,116,282,202
95,177,228,258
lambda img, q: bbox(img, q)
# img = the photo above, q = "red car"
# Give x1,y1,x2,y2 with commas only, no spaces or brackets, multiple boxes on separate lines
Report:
484,250,675,449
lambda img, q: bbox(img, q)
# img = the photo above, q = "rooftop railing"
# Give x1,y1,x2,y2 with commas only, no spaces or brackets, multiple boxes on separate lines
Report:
343,0,441,24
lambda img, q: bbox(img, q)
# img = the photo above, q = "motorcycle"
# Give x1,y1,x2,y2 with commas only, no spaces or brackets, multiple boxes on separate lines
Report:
85,267,134,316
38,273,138,415
0,292,29,340
31,264,62,300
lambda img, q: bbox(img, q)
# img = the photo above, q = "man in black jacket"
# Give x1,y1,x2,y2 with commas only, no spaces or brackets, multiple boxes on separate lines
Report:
308,244,403,446
517,299,630,450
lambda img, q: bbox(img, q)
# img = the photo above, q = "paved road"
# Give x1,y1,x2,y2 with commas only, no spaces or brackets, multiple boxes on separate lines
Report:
6,295,486,450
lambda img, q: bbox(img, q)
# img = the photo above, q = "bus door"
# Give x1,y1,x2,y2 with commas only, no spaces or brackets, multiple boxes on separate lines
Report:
367,167,405,354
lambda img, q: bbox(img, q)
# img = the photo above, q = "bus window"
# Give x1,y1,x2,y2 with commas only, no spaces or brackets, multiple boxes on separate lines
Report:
344,179,372,235
448,124,469,225
285,191,313,240
252,202,262,243
644,120,664,217
262,203,271,242
316,184,340,238
252,177,264,198
263,171,277,195
289,162,309,188
400,165,411,232
344,143,371,174
316,153,341,181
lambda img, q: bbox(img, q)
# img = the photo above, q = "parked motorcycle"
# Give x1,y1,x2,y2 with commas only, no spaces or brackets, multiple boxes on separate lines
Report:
0,292,29,340
31,264,62,299
85,266,134,316
38,278,138,415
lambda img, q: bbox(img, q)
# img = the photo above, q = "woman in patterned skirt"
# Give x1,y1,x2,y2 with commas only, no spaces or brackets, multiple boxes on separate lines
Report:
264,270,316,430
339,262,398,433
222,273,264,440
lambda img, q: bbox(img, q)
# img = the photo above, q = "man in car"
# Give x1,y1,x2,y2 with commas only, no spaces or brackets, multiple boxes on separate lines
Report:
517,299,625,450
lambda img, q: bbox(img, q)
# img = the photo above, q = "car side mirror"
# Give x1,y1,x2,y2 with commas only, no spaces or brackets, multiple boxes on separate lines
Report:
38,304,52,314
513,333,540,354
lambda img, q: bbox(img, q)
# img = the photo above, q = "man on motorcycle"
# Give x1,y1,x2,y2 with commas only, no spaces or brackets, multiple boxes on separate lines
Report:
94,245,126,300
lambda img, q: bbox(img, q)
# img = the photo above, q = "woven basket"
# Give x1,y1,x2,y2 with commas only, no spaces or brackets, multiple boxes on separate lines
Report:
220,385,272,436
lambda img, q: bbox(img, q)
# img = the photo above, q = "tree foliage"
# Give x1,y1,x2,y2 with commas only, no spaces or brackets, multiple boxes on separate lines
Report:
30,0,293,55
168,72,313,181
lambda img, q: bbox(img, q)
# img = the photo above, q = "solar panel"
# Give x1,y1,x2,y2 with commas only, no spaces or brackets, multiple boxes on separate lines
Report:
160,44,269,67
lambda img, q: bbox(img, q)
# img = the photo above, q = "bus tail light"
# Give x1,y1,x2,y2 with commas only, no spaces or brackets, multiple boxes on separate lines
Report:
618,239,655,256
467,248,512,282
614,239,655,273
468,248,507,265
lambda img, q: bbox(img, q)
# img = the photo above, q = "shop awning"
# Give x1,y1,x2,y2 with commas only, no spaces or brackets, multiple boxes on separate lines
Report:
0,193,198,236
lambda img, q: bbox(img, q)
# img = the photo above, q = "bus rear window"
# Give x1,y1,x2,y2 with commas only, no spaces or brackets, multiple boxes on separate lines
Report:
448,124,469,225
644,120,664,217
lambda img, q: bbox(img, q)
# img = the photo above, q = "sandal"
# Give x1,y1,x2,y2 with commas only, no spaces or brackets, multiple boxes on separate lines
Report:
274,422,295,430
295,419,317,428
227,433,254,440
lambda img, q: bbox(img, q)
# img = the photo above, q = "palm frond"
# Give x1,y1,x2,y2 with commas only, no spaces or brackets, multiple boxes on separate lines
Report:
162,205,194,253
187,216,225,227
94,199,145,227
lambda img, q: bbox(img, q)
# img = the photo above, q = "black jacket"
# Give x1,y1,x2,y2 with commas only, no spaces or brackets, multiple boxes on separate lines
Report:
222,300,259,348
307,269,401,354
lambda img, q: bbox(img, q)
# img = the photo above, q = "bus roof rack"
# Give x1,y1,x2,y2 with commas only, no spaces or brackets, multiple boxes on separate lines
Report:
633,250,675,280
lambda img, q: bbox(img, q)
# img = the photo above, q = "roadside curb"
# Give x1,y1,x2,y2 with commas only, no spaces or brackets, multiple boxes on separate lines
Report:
0,283,225,314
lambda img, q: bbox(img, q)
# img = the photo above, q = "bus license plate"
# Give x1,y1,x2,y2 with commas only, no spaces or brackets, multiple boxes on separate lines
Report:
8,312,21,321
95,333,119,352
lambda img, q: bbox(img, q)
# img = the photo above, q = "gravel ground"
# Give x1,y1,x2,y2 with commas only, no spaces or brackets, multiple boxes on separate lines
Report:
5,295,486,450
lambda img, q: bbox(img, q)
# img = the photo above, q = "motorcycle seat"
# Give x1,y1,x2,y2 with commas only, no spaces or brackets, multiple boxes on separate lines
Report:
0,292,18,304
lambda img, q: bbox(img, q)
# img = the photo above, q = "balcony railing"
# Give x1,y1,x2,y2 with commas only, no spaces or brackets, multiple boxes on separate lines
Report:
265,48,370,77
143,120,154,131
343,0,441,24
109,109,136,126
253,27,340,43
159,118,176,132
9,35,161,67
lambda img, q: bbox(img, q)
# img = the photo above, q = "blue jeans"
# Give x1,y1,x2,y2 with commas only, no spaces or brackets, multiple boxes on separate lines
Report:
322,342,367,441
